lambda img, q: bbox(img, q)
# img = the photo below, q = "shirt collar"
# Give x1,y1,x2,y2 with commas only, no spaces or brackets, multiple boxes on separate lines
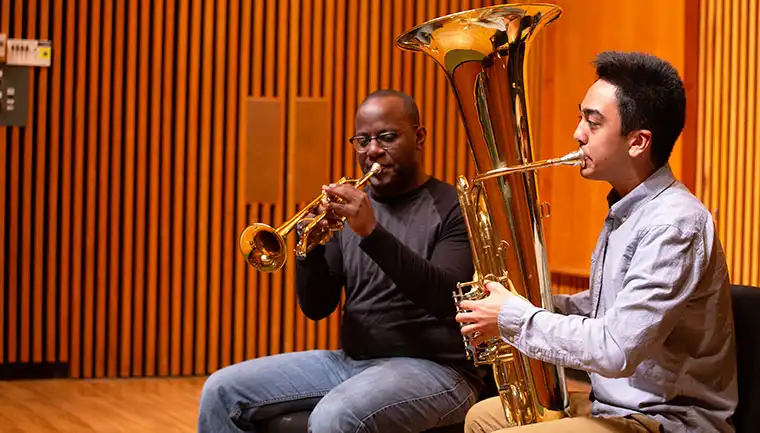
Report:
606,164,677,223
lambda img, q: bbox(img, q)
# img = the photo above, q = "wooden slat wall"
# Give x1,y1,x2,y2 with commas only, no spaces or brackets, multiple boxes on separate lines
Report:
0,0,512,378
2,0,720,378
696,0,760,287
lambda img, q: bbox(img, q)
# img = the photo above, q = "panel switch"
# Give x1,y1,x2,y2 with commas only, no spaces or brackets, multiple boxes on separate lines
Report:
6,38,51,67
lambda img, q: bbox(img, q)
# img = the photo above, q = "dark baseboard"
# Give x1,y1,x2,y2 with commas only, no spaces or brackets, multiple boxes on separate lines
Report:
0,362,70,380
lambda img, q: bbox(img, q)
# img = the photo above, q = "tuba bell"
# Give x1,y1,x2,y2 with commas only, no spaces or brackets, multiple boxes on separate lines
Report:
396,4,581,427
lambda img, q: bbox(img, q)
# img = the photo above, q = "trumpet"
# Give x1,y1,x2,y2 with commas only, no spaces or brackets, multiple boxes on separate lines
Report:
239,163,383,272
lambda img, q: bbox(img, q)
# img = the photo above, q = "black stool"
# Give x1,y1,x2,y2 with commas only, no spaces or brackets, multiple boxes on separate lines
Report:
259,410,464,432
729,284,760,433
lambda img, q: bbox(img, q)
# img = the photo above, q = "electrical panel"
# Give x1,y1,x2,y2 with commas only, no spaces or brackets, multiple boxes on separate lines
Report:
6,38,52,67
0,33,50,127
0,65,30,126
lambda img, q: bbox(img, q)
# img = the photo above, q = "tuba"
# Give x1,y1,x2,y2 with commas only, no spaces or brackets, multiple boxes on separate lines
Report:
396,4,582,427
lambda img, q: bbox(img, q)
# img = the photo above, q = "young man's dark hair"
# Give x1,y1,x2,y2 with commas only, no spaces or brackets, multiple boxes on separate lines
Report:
593,51,686,169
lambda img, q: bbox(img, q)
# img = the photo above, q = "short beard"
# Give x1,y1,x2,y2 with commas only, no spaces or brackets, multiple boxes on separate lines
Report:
372,164,418,196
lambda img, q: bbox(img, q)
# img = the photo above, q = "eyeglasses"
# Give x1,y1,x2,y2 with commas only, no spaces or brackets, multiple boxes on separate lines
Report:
348,126,418,153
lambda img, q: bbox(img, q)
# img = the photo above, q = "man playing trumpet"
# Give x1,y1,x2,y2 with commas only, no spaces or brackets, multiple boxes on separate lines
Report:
199,90,486,433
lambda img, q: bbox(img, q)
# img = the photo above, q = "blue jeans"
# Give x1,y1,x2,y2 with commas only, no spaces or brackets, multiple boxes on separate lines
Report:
198,350,478,433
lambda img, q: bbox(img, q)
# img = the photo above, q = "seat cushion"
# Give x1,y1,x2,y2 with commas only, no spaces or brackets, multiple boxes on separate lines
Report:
258,410,464,433
730,284,760,433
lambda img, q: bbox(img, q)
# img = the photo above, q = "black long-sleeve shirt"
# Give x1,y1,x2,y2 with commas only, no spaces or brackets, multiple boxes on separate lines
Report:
296,177,477,372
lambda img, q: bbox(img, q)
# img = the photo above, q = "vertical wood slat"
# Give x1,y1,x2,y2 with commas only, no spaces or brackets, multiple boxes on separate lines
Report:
81,0,101,378
329,0,347,351
144,0,164,378
207,0,226,375
751,0,760,285
344,0,358,179
59,1,77,366
697,0,760,287
157,0,176,377
726,0,738,281
132,0,152,378
109,0,125,377
45,0,59,364
312,0,324,98
234,0,253,366
434,0,448,181
733,0,747,282
18,0,31,368
317,0,335,352
301,0,312,98
270,0,290,359
119,0,139,378
742,0,756,285
69,0,89,377
194,0,214,375
15,0,31,367
222,0,242,371
185,0,203,376
30,0,45,365
96,0,112,378
718,1,729,254
286,0,301,356
171,0,189,377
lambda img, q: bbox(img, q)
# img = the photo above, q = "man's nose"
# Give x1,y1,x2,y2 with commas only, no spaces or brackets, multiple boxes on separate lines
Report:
365,139,386,158
573,122,586,144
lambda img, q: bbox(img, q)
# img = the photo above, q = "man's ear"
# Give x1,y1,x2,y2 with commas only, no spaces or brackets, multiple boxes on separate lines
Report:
415,126,427,150
627,129,652,159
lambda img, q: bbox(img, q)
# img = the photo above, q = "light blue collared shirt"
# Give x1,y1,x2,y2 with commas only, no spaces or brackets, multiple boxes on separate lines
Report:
497,165,738,432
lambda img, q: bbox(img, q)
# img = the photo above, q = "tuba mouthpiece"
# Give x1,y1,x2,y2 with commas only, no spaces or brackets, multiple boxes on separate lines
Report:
557,148,586,168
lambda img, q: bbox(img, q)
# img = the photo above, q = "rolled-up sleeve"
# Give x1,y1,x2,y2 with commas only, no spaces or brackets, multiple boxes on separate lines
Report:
497,224,705,378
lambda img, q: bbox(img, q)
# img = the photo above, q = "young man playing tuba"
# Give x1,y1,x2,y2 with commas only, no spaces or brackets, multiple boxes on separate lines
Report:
456,51,738,433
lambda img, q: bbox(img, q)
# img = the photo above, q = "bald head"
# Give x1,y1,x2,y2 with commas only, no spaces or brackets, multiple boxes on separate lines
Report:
359,89,420,126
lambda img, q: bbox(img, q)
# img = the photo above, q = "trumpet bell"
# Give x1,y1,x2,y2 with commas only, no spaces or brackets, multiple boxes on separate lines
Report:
239,223,287,272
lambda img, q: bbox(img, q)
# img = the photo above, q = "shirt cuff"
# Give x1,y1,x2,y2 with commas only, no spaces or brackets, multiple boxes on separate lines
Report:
498,294,542,344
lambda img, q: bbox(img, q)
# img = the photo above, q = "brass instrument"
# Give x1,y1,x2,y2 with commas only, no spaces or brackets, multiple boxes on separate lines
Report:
239,163,382,272
396,3,579,427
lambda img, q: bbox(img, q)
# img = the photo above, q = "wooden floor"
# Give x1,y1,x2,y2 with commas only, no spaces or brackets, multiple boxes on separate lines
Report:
0,377,207,433
0,377,590,432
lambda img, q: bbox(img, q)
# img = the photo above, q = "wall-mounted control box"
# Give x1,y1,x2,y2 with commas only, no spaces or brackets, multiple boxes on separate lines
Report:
5,38,51,67
0,65,30,126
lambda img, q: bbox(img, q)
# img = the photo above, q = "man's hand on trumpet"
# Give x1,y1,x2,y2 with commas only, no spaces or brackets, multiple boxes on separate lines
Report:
321,183,377,238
